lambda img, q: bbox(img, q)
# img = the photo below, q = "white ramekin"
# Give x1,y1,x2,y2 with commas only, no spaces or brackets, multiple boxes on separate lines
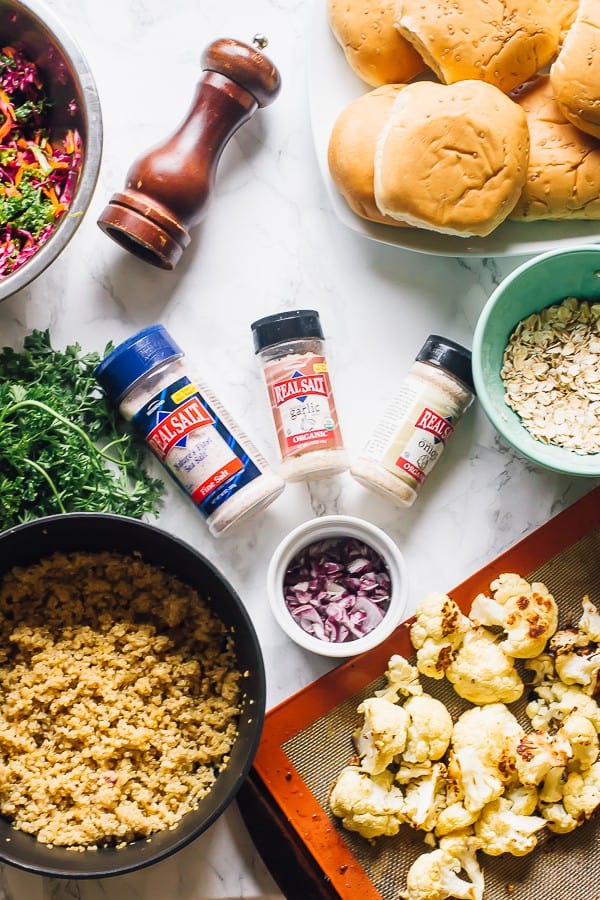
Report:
267,514,409,658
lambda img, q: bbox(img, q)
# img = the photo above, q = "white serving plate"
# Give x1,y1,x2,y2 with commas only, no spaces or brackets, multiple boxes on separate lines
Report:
308,2,600,258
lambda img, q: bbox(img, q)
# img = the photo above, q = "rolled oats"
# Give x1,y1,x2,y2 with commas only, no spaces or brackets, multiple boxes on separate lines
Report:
500,297,600,454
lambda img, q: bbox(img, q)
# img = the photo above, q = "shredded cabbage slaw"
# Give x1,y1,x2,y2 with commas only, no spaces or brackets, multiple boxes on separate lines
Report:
0,45,81,279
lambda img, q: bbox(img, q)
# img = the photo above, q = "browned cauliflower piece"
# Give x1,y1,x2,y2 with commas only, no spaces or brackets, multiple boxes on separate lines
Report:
474,795,546,856
548,596,600,695
410,593,473,680
558,712,600,772
448,704,524,813
328,765,405,839
515,729,572,787
375,654,424,704
526,679,600,733
354,697,409,775
469,573,558,659
445,627,524,705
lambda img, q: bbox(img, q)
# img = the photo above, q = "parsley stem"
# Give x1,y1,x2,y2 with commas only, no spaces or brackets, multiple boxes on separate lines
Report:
1,399,125,468
23,457,66,513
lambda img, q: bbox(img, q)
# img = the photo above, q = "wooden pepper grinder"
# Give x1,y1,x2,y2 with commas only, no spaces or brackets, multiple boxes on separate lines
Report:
97,36,281,270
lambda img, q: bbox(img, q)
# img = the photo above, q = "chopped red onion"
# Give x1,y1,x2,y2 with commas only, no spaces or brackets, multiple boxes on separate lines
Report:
283,536,392,643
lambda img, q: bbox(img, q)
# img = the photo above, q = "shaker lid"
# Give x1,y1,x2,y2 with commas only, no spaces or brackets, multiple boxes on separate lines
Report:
94,324,183,402
251,309,324,353
416,334,475,393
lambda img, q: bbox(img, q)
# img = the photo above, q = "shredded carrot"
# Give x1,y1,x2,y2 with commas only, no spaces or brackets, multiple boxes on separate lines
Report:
0,45,81,278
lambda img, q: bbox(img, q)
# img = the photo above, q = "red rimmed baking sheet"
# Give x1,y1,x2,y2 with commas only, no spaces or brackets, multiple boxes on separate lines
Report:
238,486,600,900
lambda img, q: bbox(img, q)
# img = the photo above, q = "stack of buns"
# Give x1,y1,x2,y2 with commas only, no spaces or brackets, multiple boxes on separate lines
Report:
327,0,600,238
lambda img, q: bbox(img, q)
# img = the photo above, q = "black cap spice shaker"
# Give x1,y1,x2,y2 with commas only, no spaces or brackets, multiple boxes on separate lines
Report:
351,335,475,507
251,310,349,481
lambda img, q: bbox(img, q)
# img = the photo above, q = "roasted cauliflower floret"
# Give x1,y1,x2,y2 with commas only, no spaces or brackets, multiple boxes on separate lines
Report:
354,697,409,775
578,595,600,643
540,764,600,837
549,628,600,695
447,745,504,815
403,762,447,832
437,833,484,900
515,729,571,787
538,800,579,834
524,652,555,685
396,762,436,784
469,573,558,659
526,679,600,732
557,712,599,772
435,801,479,837
445,628,524,705
410,593,472,680
562,760,600,822
502,784,539,816
539,766,567,804
399,846,482,900
474,796,546,857
449,704,523,812
328,765,405,839
375,654,424,704
403,694,454,764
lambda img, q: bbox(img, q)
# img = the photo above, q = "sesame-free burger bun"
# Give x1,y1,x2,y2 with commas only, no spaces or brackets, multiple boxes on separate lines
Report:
328,84,407,226
374,80,529,237
550,0,600,140
510,75,600,221
395,0,559,94
328,0,426,87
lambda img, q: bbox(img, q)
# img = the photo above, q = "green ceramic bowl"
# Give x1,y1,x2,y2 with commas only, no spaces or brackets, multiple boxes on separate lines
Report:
472,245,600,477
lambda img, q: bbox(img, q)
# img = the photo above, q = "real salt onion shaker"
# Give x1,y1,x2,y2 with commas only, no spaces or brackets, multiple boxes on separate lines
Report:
94,324,284,537
351,335,475,508
251,309,349,481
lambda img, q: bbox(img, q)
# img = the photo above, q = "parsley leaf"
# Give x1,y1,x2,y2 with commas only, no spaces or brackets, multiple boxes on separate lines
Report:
0,330,165,530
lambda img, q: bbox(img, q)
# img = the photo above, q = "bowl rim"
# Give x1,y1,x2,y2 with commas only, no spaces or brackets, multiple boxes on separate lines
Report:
472,243,600,477
0,0,103,301
0,511,265,878
267,514,409,658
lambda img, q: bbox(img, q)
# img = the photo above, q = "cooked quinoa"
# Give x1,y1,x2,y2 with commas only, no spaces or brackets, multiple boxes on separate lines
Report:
0,551,242,849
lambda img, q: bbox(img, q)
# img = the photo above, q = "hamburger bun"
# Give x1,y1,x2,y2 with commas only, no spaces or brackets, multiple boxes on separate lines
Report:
328,0,426,87
550,0,600,140
548,0,579,45
510,75,600,221
328,84,407,225
374,80,529,237
395,0,560,94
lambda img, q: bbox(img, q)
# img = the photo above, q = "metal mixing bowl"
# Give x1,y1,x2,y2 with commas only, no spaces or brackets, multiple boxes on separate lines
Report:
0,0,102,301
0,513,266,878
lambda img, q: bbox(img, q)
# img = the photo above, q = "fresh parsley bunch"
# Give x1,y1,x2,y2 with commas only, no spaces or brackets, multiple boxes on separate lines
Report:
0,329,165,530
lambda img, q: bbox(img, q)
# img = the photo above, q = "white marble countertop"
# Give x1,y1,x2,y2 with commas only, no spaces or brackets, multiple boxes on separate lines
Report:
0,0,597,898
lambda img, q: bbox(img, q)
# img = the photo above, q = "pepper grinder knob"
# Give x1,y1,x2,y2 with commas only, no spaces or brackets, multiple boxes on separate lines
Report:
97,36,282,270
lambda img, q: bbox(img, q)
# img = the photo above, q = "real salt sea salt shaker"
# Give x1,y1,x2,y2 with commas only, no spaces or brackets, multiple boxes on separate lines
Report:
351,335,475,508
94,324,284,537
251,309,349,481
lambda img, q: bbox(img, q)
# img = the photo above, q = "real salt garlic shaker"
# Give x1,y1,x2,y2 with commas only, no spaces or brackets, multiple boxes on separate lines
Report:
251,310,349,481
351,335,475,507
94,324,284,537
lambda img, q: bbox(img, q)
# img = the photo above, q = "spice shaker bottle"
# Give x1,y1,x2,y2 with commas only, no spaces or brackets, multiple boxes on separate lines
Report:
94,325,284,537
351,335,475,507
251,310,349,481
